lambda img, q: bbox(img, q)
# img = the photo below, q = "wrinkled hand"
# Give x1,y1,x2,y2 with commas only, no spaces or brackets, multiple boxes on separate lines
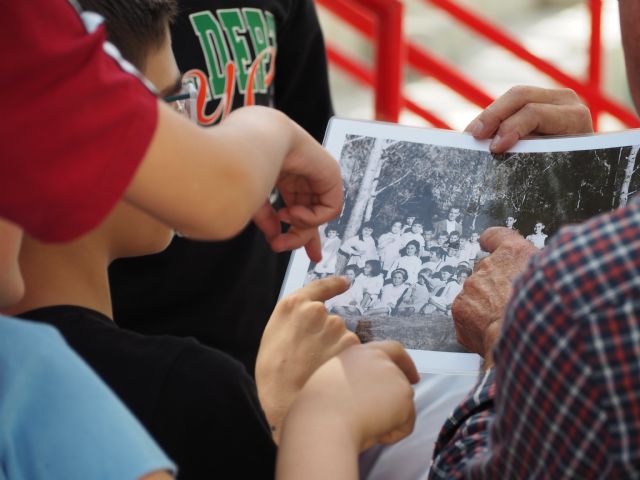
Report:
466,86,593,153
452,227,538,367
252,122,343,262
256,276,360,443
287,341,419,452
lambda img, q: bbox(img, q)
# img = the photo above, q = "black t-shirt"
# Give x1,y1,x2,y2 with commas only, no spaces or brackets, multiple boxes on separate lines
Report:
109,0,334,374
21,306,277,480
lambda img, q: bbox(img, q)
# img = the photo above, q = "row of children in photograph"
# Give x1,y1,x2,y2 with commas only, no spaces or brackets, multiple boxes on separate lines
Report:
314,210,549,279
321,260,471,318
308,211,548,318
313,218,481,279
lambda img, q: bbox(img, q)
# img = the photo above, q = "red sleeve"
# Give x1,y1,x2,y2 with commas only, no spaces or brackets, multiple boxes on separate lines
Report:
0,0,158,242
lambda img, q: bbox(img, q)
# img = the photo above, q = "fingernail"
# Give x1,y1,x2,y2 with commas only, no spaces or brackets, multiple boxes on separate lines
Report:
470,119,485,137
490,134,503,152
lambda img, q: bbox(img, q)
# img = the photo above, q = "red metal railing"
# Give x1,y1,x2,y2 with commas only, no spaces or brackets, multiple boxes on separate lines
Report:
318,0,640,130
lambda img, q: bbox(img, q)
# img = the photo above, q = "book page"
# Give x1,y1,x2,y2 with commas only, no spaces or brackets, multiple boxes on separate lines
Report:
281,118,640,374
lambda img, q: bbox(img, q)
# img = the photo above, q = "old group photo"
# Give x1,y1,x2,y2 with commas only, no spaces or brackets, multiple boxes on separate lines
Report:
305,131,640,352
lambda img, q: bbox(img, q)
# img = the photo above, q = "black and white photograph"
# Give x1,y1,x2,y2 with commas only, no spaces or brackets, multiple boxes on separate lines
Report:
281,119,640,371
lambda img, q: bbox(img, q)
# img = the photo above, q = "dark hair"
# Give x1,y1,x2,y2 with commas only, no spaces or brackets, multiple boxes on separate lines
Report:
390,268,408,282
417,269,431,283
358,222,375,242
364,260,382,277
448,241,460,251
448,231,460,238
325,222,340,235
429,246,445,259
78,0,178,69
457,267,472,278
439,265,455,276
343,265,360,275
400,240,420,256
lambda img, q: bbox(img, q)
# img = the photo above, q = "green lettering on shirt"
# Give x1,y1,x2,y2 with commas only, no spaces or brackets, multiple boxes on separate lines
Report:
189,11,231,98
243,8,270,92
218,9,252,94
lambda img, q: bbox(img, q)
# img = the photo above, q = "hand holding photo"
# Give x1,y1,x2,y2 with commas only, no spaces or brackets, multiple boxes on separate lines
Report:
282,118,640,373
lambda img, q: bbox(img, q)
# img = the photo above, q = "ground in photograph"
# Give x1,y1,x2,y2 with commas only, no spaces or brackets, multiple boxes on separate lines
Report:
345,312,467,352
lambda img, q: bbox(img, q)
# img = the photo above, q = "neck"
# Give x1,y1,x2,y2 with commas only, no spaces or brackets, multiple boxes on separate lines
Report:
6,236,113,319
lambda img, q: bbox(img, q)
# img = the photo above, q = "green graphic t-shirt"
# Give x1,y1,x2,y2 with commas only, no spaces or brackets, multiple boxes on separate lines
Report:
110,0,333,378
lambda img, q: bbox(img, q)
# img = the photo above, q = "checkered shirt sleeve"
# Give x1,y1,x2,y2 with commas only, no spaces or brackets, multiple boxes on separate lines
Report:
430,195,640,479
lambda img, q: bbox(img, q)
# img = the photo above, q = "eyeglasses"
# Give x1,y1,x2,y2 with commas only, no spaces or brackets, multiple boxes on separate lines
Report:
163,81,197,122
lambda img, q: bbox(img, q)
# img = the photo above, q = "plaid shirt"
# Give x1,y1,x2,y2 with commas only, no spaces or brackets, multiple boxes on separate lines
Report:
430,195,640,479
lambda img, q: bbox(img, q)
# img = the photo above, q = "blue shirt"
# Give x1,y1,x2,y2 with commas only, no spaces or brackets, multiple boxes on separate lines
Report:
0,315,175,480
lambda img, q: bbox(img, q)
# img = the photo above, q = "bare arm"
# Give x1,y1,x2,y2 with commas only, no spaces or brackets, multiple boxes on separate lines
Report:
276,342,419,480
255,276,360,443
124,104,342,260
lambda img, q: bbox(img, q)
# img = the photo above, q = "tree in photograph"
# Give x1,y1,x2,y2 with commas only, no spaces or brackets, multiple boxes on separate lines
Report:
619,144,639,207
339,136,375,218
343,138,387,240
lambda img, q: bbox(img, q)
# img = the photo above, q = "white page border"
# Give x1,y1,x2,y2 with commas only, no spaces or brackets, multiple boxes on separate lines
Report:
281,118,640,374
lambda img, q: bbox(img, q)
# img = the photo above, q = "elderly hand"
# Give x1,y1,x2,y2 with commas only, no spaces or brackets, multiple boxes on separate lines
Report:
452,227,538,368
466,86,594,153
255,276,360,443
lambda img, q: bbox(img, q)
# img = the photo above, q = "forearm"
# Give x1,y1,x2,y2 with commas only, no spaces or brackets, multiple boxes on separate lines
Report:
277,404,359,480
125,103,295,240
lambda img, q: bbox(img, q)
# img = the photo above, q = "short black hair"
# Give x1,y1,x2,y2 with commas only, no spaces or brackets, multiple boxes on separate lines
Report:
78,0,178,69
343,265,360,275
401,240,420,256
364,260,382,277
439,265,455,275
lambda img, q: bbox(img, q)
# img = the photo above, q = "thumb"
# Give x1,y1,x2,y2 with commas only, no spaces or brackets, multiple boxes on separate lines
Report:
479,226,525,253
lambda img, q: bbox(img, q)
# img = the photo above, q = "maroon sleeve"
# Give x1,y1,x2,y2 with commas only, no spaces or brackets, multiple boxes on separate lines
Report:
0,0,158,242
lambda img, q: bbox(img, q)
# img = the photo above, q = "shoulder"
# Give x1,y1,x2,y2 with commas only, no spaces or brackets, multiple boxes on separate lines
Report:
533,201,640,302
0,316,81,379
0,317,174,479
503,199,640,357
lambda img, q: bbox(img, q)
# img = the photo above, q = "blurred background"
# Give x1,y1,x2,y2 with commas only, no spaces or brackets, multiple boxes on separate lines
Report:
316,0,640,132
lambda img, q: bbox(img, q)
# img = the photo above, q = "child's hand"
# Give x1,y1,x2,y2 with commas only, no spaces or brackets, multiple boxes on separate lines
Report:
256,276,360,443
252,120,343,262
283,341,419,452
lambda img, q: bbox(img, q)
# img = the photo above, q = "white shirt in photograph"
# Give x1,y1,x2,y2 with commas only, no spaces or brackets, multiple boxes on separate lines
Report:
400,232,425,250
325,283,364,312
378,232,403,271
459,241,481,262
341,235,378,268
390,255,422,285
354,273,384,299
